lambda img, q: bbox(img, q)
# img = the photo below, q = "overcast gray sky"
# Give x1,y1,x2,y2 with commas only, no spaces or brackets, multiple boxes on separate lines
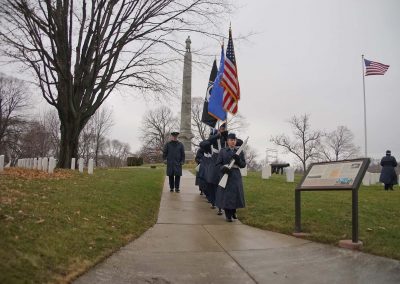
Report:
2,0,399,166
109,0,400,164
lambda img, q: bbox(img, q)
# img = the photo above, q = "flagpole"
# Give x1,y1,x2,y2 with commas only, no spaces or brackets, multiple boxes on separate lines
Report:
362,54,367,157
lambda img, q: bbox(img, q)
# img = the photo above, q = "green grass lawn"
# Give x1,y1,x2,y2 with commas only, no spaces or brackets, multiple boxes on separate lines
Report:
0,167,164,283
240,171,400,260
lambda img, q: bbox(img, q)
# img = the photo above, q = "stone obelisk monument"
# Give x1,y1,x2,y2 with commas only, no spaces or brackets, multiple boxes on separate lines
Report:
180,36,194,161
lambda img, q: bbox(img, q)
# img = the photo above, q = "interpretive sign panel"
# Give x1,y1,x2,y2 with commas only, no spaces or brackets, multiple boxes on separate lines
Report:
297,158,370,191
294,158,370,244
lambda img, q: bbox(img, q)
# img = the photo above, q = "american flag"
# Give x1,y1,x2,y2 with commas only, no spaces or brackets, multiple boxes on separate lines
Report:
364,59,390,76
221,28,240,114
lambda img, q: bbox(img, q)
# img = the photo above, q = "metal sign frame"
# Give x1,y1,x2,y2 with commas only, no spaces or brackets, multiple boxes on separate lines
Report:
294,158,370,243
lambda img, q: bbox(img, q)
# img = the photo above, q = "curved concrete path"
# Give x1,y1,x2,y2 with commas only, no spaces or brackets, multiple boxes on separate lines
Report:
75,170,400,283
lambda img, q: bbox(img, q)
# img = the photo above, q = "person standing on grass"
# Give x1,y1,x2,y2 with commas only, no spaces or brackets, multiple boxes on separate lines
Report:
379,150,398,191
216,133,246,222
163,131,185,193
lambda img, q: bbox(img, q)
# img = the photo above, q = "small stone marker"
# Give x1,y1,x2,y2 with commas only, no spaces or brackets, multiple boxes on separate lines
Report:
71,158,76,170
240,165,248,176
0,155,4,172
42,157,48,172
362,172,371,186
262,165,271,179
48,157,55,174
285,167,295,182
37,158,42,170
88,158,94,175
78,158,84,173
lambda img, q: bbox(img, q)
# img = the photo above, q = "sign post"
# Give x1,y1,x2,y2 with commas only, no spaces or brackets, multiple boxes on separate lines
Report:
294,158,370,249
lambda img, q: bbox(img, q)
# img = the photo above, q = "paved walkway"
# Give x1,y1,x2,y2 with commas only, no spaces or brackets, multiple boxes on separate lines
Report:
75,170,400,284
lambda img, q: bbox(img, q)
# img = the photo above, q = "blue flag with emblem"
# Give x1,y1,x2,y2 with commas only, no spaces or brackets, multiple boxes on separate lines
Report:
208,45,227,121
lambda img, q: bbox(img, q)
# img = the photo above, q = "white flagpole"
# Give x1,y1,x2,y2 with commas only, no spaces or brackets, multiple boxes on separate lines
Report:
362,54,368,157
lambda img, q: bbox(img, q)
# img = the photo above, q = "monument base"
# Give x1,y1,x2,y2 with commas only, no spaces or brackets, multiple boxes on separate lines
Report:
292,232,311,238
184,151,194,162
338,240,363,250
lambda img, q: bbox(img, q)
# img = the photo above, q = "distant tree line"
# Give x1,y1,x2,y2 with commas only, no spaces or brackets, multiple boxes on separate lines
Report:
0,75,131,168
271,113,361,172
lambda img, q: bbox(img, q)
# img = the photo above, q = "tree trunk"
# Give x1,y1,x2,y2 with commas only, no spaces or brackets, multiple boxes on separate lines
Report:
58,120,82,168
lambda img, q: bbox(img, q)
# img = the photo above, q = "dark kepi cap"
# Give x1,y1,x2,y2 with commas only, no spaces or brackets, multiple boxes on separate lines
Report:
386,150,391,155
227,133,236,140
171,130,179,136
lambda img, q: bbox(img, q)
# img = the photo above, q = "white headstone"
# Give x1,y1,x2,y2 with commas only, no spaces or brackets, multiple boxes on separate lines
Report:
37,158,42,170
71,158,76,170
0,155,4,172
240,165,248,177
362,172,371,186
88,158,94,175
33,158,38,170
78,158,84,173
48,157,55,174
370,173,380,184
285,167,295,182
42,157,48,172
262,165,271,179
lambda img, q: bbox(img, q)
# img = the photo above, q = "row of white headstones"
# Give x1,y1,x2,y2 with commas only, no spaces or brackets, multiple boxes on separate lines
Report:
0,155,93,174
260,165,295,182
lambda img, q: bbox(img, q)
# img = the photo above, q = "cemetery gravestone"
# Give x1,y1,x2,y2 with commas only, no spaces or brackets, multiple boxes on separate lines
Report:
71,158,76,170
285,167,295,182
79,158,84,173
38,158,42,171
262,165,271,179
0,155,4,172
240,166,248,176
42,158,48,172
88,159,94,175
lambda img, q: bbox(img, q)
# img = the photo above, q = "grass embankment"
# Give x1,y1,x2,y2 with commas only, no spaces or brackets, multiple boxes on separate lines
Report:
0,167,164,283
240,171,400,260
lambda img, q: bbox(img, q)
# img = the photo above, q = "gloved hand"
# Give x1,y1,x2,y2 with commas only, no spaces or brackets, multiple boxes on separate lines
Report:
232,153,241,164
221,165,231,174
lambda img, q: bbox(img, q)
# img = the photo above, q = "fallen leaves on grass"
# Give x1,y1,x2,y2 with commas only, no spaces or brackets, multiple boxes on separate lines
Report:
2,168,73,180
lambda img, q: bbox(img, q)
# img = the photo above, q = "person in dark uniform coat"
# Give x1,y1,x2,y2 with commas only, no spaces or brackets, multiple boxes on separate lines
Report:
207,126,228,213
163,131,185,192
216,133,246,222
195,146,205,195
379,150,398,190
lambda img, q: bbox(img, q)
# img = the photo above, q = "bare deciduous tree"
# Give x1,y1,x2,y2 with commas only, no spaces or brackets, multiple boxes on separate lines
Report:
0,75,29,155
139,106,178,162
243,144,260,170
78,106,113,165
103,139,131,168
271,114,322,171
319,126,360,161
0,0,229,167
